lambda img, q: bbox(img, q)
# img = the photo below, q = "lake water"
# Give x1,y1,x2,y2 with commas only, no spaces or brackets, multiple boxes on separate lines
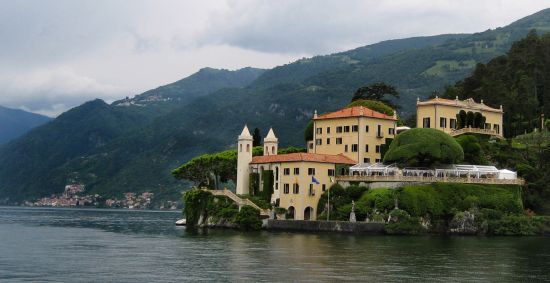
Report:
0,207,549,282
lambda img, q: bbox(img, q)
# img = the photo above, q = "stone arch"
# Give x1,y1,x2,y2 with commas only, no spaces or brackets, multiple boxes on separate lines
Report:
304,206,314,220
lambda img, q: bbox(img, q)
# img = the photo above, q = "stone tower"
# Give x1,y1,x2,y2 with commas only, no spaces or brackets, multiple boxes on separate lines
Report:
263,128,278,156
236,125,253,195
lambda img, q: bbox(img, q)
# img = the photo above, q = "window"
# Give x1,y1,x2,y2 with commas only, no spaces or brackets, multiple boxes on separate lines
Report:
316,128,322,134
450,118,457,129
440,117,447,128
283,184,290,194
308,168,316,175
336,138,342,144
375,159,381,163
365,125,369,132
388,128,395,135
352,144,358,152
336,126,343,133
315,139,322,145
246,144,250,152
309,184,315,196
423,117,431,128
309,142,313,150
293,183,300,194
322,184,326,192
345,145,348,152
284,168,290,175
344,126,350,132
326,138,330,145
239,144,242,152
352,125,359,132
494,124,500,134
485,123,491,129
365,144,369,152
293,168,300,175
375,145,381,153
377,125,383,137
328,169,335,176
363,158,371,163
326,127,331,134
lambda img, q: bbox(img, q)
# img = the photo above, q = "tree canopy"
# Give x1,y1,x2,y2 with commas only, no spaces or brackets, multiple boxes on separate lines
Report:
346,99,394,116
351,82,399,107
252,128,262,147
383,128,464,166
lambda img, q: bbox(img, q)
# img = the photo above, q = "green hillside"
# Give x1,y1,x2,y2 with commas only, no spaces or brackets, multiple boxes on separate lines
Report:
1,8,550,203
0,106,51,144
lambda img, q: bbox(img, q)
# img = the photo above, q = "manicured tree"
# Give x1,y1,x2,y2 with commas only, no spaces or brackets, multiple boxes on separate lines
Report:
455,135,486,164
466,111,475,128
252,128,262,147
383,128,464,166
457,110,467,129
473,112,483,128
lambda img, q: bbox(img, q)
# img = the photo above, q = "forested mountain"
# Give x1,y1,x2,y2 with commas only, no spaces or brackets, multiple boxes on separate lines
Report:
1,8,550,203
0,106,51,144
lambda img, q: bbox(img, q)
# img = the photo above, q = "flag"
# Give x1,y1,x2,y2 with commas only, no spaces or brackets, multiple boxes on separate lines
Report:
312,176,320,184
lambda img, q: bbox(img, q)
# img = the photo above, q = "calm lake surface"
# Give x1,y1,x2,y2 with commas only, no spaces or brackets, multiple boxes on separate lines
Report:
0,207,549,282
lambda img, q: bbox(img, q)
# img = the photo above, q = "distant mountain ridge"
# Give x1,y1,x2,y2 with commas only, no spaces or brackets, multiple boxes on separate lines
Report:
0,106,51,145
1,8,550,203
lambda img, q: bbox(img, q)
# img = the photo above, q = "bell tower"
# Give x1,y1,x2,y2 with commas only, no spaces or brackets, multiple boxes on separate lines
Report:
236,125,253,195
263,128,278,156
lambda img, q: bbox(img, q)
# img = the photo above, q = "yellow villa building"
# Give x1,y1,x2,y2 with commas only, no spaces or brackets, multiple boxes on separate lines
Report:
235,105,397,220
416,96,504,137
309,106,398,164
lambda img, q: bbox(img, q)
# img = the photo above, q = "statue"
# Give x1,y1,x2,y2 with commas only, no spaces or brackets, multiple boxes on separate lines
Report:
349,200,356,222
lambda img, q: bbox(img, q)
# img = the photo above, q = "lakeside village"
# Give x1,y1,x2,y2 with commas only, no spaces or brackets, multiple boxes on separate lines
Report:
179,94,549,235
24,184,178,210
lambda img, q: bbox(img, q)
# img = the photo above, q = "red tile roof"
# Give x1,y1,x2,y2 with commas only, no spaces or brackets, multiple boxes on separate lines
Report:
314,106,396,121
250,153,356,165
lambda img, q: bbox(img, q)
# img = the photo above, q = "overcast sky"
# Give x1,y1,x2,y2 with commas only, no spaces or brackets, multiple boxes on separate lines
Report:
1,0,549,117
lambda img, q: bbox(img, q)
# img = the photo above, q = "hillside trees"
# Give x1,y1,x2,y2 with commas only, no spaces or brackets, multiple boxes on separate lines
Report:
442,31,550,137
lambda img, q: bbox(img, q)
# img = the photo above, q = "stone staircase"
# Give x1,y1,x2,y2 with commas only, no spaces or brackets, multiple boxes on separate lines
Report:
202,188,270,216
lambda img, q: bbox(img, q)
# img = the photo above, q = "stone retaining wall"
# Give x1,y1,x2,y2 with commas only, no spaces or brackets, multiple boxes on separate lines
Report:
266,219,385,234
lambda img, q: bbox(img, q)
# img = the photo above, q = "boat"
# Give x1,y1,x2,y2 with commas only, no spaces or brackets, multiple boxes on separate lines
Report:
175,218,186,226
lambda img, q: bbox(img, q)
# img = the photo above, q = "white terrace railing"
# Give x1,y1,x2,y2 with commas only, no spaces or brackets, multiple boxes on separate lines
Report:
336,175,525,185
450,127,503,138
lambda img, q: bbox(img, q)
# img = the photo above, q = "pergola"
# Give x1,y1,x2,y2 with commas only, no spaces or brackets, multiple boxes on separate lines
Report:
435,164,499,178
350,163,398,176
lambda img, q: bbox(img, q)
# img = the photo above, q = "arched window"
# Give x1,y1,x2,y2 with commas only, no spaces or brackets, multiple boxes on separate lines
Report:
246,144,250,152
304,207,314,220
240,144,242,152
272,146,275,154
265,146,268,154
287,206,295,220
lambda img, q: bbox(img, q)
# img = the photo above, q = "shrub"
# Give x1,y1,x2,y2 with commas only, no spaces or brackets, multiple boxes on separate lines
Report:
455,135,486,164
489,215,542,236
235,205,262,230
183,189,212,228
358,188,395,212
385,210,426,235
383,128,464,166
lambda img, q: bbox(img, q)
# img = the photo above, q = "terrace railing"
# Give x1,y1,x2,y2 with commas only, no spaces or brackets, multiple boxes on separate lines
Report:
336,175,524,185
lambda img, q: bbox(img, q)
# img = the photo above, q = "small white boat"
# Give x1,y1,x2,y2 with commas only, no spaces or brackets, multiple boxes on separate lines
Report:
175,218,186,226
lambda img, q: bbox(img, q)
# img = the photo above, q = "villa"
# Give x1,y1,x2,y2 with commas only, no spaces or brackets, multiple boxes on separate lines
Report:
416,96,504,138
233,98,517,221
